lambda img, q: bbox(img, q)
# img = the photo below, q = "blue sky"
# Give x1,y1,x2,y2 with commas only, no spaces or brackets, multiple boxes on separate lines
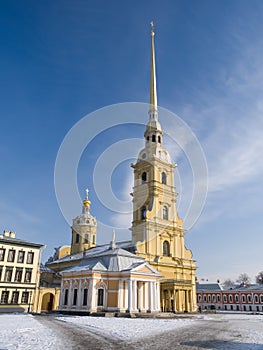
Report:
1,0,263,282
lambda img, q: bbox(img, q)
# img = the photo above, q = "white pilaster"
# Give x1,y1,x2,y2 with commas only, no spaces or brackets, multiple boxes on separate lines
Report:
156,282,160,311
118,279,123,311
133,280,137,312
68,281,73,307
127,279,132,312
77,279,82,308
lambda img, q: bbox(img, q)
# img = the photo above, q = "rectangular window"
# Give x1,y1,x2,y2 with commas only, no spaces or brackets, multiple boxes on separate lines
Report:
84,234,89,244
11,291,19,304
21,292,29,304
26,252,34,264
7,249,15,262
24,268,32,283
0,248,5,261
73,289,78,305
0,267,2,281
83,288,88,306
4,267,13,282
1,291,9,304
97,288,104,306
14,268,23,282
92,235,96,244
64,289,68,305
17,251,25,263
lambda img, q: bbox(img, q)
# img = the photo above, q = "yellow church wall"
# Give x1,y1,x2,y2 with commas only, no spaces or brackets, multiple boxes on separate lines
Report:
108,280,119,290
107,292,118,307
57,246,71,259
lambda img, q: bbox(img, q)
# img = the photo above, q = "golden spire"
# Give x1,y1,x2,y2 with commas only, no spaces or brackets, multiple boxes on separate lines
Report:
82,188,91,208
149,21,158,120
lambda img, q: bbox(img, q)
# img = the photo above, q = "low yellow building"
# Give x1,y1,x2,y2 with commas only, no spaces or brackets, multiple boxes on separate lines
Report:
0,231,44,313
59,238,161,314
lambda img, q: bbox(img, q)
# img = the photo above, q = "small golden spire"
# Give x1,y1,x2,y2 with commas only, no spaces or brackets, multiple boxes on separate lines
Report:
82,188,91,208
149,21,158,119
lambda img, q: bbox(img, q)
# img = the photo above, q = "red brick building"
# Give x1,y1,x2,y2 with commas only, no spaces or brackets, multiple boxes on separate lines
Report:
196,282,263,312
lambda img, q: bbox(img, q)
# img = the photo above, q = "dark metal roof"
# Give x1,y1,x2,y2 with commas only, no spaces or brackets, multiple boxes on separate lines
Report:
0,236,44,248
196,282,223,291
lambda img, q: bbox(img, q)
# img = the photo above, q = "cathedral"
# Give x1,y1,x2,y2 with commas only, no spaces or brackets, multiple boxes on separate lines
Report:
38,24,197,314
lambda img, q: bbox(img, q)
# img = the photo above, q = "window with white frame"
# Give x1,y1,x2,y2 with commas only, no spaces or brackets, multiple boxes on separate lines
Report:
7,249,15,262
242,294,246,303
21,292,29,304
0,248,6,261
247,294,252,303
17,251,25,263
1,291,9,304
235,294,239,303
26,252,34,264
11,291,19,304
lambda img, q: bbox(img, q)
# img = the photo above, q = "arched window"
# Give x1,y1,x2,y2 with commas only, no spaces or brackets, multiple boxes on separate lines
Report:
147,136,149,141
97,288,104,306
161,172,167,185
142,172,147,183
141,206,146,220
163,240,170,256
254,295,259,303
75,233,80,243
84,234,89,243
163,206,168,220
158,136,161,143
152,135,156,142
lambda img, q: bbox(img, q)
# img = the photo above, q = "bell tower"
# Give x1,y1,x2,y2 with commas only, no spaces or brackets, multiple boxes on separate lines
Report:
131,23,197,312
71,189,97,254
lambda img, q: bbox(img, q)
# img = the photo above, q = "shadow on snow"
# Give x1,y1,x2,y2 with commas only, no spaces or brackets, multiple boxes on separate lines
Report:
181,340,263,349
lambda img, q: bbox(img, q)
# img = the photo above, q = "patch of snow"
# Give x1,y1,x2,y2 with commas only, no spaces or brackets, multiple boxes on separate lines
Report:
57,315,195,340
0,313,66,350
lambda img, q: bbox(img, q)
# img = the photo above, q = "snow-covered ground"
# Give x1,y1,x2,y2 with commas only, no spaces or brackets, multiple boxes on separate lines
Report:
201,313,263,346
0,313,262,349
58,314,195,341
0,313,67,349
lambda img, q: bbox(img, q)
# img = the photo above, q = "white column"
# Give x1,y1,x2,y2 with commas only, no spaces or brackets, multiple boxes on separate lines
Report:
68,281,73,307
152,281,156,311
156,282,160,311
118,279,123,311
133,280,137,311
87,280,91,311
138,282,143,312
59,285,64,309
144,282,148,311
77,280,82,308
127,279,132,312
124,280,128,310
89,278,96,312
148,282,153,312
